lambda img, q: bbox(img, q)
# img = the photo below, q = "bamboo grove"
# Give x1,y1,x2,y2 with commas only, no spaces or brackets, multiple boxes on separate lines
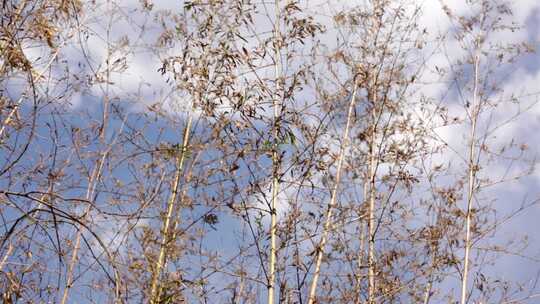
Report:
1,0,539,303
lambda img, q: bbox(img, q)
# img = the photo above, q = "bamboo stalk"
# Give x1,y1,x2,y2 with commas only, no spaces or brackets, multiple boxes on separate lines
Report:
307,82,359,304
149,114,193,303
368,89,377,304
355,219,366,304
460,52,480,304
61,115,126,304
61,155,108,304
423,279,433,304
0,243,13,272
267,1,283,303
354,180,369,304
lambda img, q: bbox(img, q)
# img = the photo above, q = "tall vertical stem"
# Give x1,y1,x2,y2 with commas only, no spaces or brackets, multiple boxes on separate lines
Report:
267,1,282,303
307,83,359,304
149,114,193,303
460,52,480,304
61,152,109,304
367,89,377,304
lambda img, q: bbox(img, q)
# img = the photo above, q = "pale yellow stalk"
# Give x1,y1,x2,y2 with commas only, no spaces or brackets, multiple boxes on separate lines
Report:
368,89,377,304
149,114,193,303
267,1,283,303
460,52,480,304
307,82,359,304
